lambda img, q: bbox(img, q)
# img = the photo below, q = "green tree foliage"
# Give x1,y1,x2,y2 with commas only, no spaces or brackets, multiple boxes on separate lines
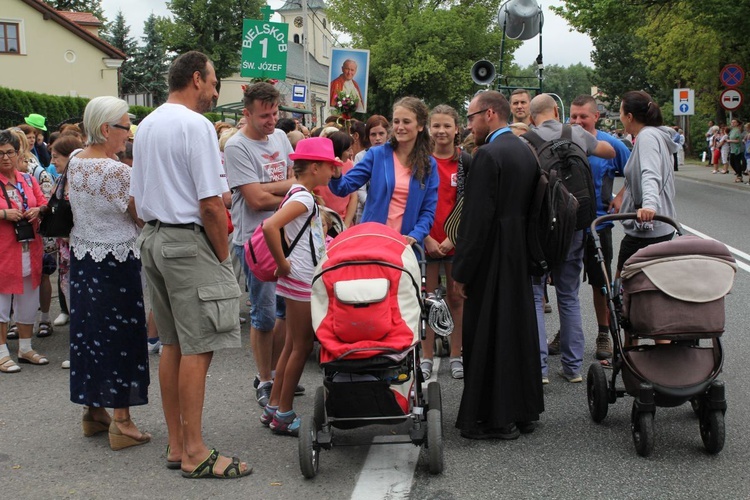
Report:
44,0,105,20
326,0,509,115
131,15,169,106
158,0,263,80
555,0,750,124
103,10,139,96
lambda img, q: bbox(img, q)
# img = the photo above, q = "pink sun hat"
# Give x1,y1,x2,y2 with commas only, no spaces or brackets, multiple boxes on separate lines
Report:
289,137,343,167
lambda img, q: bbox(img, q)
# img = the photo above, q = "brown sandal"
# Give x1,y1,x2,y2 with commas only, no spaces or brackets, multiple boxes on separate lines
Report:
82,407,111,437
0,356,21,373
109,418,151,451
17,350,49,365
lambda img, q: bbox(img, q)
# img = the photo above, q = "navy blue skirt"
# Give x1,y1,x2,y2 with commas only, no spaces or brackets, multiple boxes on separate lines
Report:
69,251,149,408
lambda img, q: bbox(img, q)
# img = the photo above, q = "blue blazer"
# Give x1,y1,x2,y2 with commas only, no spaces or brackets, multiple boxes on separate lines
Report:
329,143,439,245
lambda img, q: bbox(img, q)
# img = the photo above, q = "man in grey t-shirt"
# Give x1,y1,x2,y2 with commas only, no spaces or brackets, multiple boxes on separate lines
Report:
224,83,295,407
528,94,615,385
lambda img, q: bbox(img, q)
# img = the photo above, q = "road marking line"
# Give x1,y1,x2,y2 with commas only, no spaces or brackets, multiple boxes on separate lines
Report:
681,224,750,273
349,358,440,500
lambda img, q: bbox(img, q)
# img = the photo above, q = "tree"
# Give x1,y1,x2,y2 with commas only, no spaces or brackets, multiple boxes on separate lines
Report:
43,0,106,23
326,0,510,115
103,10,138,96
131,14,169,106
158,0,263,80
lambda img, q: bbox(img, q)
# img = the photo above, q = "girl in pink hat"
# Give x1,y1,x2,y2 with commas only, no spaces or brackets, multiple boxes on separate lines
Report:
260,137,341,436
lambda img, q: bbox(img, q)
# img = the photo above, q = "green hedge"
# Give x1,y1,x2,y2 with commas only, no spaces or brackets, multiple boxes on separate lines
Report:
1,87,222,131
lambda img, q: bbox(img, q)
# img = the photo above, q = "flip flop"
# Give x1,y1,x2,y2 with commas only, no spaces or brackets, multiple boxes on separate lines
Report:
166,445,182,470
181,449,252,479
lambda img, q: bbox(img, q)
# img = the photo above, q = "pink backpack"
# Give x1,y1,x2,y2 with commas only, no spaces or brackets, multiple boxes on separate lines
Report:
244,187,317,282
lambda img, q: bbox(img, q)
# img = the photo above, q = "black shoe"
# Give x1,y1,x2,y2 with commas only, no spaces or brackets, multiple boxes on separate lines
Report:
516,421,536,434
460,424,520,440
256,382,272,408
547,331,561,356
255,375,304,396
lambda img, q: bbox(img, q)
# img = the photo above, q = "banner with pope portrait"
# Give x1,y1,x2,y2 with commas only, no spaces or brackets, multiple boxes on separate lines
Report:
328,48,369,115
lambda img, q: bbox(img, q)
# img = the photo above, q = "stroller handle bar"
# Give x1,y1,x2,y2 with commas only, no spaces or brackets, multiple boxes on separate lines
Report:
590,213,684,238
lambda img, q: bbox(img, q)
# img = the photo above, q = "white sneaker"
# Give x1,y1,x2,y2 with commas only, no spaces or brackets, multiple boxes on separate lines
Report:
147,339,162,354
53,313,70,326
61,360,70,369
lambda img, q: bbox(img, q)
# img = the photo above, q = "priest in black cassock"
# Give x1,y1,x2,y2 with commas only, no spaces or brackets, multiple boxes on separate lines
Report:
452,90,544,440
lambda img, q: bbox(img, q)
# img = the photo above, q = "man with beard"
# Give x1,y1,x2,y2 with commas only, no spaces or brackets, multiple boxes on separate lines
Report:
131,51,251,478
452,90,544,440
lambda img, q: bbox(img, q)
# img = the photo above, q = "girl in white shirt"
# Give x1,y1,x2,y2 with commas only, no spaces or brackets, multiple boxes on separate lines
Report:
260,137,340,436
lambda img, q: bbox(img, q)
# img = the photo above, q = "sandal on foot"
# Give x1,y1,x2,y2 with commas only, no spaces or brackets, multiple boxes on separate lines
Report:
82,407,111,437
420,359,434,381
449,357,464,379
36,321,53,338
0,355,21,373
7,324,18,340
166,445,182,470
108,418,151,451
182,449,253,479
269,411,301,436
17,350,49,365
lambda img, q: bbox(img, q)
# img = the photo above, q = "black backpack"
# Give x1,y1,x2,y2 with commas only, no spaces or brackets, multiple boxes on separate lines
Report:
525,157,578,276
523,125,597,231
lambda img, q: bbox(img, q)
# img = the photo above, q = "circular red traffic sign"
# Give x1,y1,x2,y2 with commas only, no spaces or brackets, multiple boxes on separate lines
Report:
720,88,743,111
720,64,744,87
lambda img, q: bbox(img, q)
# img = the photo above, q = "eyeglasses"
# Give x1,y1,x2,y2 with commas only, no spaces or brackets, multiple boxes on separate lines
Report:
0,150,19,159
466,108,489,122
111,123,131,131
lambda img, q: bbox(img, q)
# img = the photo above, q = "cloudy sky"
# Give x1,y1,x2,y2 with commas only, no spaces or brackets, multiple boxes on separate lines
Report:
100,0,594,67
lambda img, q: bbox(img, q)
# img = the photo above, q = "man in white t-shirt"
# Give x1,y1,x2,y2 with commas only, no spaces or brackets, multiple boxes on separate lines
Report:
224,82,296,407
131,51,251,478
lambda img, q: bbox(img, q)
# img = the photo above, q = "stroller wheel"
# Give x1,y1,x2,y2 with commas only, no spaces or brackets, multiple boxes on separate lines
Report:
427,382,442,414
689,397,701,417
631,403,655,457
314,386,326,426
427,409,444,474
587,363,609,423
700,410,725,455
299,416,320,479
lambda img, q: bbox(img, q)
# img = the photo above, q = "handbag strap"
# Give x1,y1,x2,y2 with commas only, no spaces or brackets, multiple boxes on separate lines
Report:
279,187,318,266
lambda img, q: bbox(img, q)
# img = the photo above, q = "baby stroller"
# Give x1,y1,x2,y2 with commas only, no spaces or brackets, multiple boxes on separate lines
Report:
587,214,736,457
299,222,446,478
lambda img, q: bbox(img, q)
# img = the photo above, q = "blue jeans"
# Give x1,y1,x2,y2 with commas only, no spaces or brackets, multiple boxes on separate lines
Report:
533,230,585,377
233,244,285,331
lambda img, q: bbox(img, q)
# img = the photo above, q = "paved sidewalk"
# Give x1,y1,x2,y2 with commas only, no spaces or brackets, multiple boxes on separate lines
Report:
676,159,750,189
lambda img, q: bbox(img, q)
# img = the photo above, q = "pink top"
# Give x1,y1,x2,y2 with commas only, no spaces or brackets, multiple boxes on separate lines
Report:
0,170,48,294
387,153,410,232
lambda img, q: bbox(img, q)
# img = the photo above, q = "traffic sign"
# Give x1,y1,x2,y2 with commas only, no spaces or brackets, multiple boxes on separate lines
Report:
240,18,288,79
720,88,743,111
292,85,307,103
673,88,694,116
720,64,744,88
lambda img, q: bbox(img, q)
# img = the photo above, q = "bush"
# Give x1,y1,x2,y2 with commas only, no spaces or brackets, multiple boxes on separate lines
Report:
0,87,88,130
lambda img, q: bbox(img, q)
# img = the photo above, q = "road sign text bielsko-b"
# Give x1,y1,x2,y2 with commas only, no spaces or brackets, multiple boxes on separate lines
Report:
241,19,288,79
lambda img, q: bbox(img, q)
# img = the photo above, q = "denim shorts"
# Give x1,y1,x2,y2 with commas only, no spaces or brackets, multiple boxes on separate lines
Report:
234,244,286,331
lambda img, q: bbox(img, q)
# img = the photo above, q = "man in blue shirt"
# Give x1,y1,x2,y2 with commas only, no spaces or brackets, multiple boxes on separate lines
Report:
556,95,630,361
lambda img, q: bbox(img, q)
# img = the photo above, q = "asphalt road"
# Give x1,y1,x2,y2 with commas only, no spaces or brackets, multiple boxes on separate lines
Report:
3,160,750,499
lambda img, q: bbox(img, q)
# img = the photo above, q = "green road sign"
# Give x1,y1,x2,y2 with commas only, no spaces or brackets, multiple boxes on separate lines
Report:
241,18,288,79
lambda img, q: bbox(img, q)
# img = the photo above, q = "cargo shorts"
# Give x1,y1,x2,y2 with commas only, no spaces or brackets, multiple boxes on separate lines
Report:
138,223,241,355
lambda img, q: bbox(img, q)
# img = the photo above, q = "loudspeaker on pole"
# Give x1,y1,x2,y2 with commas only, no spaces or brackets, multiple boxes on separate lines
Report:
471,60,497,86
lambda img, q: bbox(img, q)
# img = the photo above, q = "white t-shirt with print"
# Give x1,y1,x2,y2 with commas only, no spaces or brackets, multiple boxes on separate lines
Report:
225,128,293,246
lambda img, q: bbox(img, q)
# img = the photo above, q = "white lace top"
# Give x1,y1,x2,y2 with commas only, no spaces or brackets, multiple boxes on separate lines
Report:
68,157,139,262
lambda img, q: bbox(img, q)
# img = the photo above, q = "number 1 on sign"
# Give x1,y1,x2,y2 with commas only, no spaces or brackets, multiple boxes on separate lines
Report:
260,38,268,58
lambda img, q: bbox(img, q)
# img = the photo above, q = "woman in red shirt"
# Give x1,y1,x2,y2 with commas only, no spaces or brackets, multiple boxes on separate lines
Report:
420,105,467,380
0,129,50,373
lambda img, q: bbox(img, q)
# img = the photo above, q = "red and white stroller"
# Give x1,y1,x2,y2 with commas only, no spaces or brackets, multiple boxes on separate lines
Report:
298,222,444,478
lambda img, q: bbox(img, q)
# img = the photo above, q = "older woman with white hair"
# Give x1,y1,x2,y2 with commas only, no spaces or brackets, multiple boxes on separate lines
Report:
67,96,151,450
